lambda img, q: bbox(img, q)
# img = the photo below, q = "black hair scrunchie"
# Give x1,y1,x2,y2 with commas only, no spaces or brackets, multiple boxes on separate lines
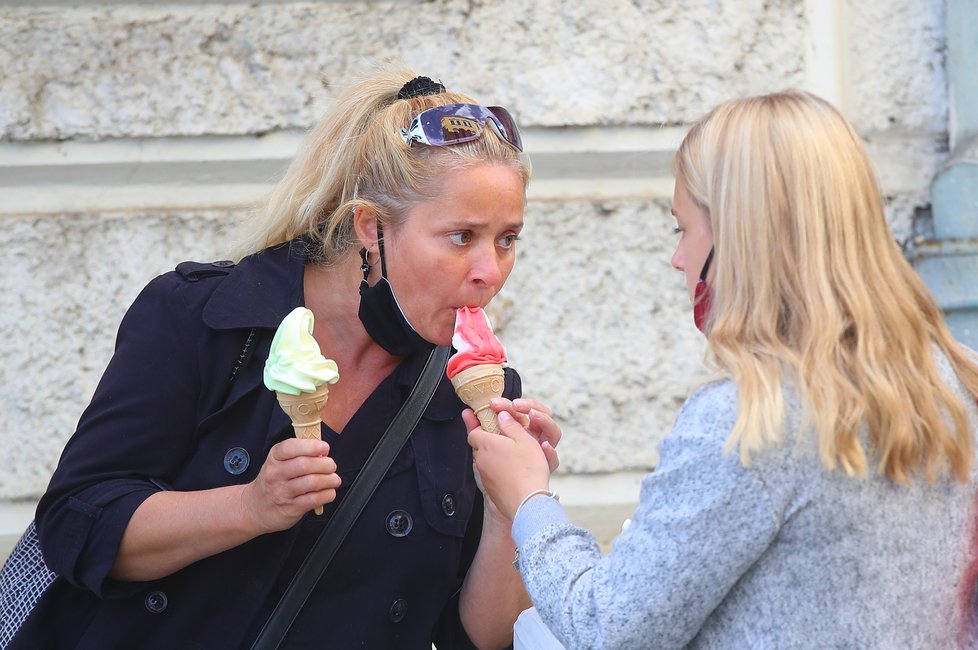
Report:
397,76,447,100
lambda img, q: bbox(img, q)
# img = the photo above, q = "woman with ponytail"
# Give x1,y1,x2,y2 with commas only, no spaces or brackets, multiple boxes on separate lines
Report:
18,66,559,649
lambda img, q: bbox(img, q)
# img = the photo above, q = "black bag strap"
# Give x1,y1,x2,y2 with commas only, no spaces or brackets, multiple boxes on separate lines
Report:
250,345,451,650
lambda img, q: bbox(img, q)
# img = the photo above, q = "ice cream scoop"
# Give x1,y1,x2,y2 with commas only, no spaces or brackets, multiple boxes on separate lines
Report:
264,307,340,395
264,307,339,514
447,307,507,433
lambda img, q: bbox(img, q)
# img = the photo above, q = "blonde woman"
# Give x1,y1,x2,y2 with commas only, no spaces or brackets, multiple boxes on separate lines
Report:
469,90,978,649
18,67,560,649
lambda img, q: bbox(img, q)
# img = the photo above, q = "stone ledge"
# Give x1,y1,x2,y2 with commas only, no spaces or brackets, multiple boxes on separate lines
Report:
0,126,687,215
0,126,940,227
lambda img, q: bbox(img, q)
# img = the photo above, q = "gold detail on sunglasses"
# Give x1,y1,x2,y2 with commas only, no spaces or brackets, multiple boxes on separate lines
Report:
441,116,480,134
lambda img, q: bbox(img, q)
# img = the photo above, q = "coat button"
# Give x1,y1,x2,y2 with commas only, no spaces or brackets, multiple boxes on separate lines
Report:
441,493,457,517
223,447,250,475
389,598,408,623
213,260,234,267
386,510,413,538
145,590,168,614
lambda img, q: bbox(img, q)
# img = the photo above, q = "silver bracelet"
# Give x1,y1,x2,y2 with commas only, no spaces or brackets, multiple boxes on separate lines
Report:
512,489,559,570
515,488,558,520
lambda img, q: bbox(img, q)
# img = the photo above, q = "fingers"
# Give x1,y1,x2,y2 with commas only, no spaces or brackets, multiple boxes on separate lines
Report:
467,414,555,520
268,437,331,462
475,398,562,479
490,397,562,449
513,397,553,418
263,444,338,482
248,439,343,530
496,410,530,442
467,406,532,446
488,398,531,428
281,472,342,506
527,408,562,448
542,441,560,473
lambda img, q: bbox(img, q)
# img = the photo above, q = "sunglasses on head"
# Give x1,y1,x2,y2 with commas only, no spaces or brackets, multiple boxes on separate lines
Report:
400,103,523,152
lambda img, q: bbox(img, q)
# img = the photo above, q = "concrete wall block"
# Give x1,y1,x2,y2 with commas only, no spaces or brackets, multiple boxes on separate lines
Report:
0,211,233,498
882,193,922,246
3,1,806,140
842,0,948,248
846,0,947,135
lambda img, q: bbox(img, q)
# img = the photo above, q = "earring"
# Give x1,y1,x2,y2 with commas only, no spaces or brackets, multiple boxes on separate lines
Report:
359,248,372,283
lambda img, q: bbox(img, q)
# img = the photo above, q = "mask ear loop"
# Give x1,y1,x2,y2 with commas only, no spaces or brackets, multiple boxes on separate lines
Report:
377,223,389,279
698,247,715,283
358,217,389,282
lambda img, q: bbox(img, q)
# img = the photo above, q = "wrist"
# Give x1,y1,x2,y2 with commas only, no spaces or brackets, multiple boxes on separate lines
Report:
235,482,266,536
481,497,513,531
511,489,559,571
513,488,558,521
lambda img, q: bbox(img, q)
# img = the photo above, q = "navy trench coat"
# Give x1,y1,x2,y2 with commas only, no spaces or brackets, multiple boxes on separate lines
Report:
15,240,521,649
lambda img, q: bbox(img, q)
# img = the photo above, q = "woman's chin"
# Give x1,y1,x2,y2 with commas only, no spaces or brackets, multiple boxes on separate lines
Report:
412,311,457,347
430,333,453,347
423,324,454,348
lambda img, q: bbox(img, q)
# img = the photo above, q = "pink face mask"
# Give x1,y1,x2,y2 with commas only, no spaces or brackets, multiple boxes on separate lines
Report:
693,248,715,333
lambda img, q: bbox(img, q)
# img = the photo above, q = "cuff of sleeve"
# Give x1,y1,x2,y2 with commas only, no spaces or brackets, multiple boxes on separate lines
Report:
512,495,569,548
39,481,159,597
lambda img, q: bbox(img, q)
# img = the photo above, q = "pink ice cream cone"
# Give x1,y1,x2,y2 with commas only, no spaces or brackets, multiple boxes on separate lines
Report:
447,307,507,433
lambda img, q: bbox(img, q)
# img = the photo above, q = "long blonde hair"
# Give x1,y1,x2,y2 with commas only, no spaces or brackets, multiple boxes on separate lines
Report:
675,90,978,483
232,64,530,263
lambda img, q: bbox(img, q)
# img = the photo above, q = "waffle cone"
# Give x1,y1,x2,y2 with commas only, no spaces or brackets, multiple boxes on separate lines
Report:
275,384,330,515
275,384,330,439
450,363,505,433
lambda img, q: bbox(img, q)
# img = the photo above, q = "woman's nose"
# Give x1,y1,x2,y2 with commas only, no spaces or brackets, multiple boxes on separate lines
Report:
471,246,504,289
671,248,683,272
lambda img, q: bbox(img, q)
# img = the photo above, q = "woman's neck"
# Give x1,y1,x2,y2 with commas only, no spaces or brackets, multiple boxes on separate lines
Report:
302,254,404,433
302,254,401,376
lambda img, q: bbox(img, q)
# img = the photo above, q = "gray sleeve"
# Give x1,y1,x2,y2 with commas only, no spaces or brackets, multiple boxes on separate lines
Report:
514,382,783,650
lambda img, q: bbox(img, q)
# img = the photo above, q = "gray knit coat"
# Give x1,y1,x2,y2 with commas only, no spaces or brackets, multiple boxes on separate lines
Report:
513,354,978,649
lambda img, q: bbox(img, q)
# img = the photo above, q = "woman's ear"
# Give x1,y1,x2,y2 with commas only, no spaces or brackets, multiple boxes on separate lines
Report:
352,206,380,253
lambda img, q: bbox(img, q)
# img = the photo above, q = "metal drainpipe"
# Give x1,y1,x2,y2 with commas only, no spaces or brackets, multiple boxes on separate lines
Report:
910,0,978,350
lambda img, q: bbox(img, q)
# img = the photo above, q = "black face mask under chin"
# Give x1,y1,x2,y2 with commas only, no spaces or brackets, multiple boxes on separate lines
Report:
357,243,435,357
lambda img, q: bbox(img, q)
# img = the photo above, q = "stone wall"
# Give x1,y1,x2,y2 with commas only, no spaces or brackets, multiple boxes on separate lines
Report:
4,1,807,139
0,0,948,503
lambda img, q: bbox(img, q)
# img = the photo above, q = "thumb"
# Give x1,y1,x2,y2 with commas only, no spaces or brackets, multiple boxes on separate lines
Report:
496,410,527,441
461,409,481,432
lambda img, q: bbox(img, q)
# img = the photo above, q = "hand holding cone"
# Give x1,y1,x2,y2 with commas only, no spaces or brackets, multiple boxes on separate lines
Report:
275,384,331,514
264,307,340,516
450,363,505,433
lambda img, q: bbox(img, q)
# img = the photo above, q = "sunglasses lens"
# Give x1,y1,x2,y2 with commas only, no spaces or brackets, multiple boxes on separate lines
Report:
406,104,523,152
487,106,523,151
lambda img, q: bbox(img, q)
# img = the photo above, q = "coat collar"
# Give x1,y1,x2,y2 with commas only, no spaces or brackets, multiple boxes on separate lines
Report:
202,240,308,331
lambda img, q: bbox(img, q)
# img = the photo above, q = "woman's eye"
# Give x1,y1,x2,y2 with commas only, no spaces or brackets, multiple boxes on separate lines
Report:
497,234,520,249
448,232,472,246
673,227,683,236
